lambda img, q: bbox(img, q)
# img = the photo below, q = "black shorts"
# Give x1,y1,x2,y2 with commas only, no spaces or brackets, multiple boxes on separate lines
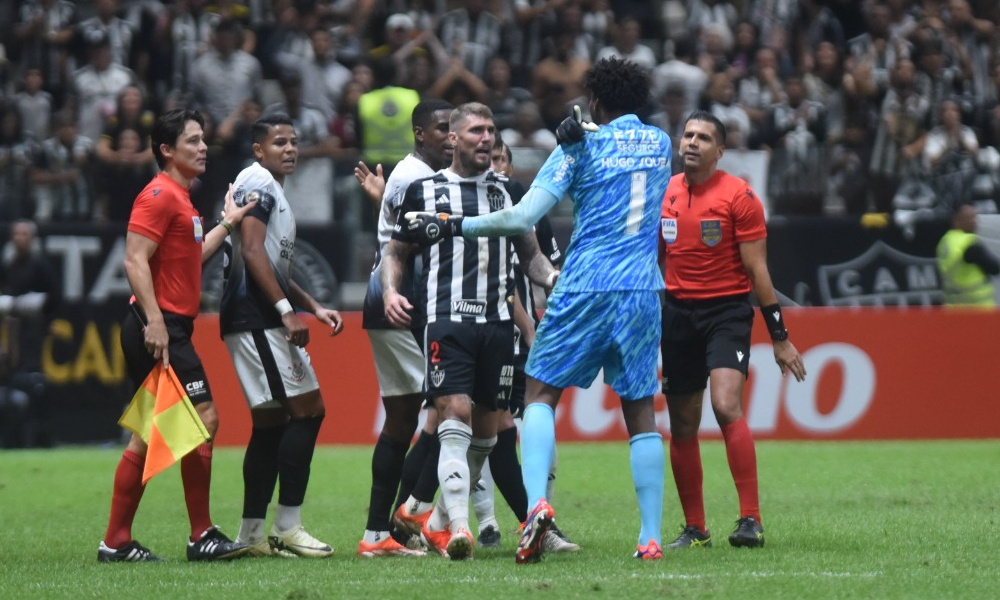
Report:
507,350,527,417
424,320,513,411
120,309,214,405
660,292,754,395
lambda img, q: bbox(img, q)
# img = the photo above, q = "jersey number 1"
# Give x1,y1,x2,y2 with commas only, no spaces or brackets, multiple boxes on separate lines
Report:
626,172,646,235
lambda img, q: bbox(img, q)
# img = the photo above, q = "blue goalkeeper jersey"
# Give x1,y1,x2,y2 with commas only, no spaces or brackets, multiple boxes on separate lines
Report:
531,114,671,292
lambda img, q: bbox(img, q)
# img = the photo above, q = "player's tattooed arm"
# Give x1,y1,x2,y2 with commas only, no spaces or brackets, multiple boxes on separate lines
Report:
513,231,559,291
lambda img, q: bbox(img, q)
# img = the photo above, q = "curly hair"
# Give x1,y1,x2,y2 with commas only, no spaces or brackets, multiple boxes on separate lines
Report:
584,57,650,115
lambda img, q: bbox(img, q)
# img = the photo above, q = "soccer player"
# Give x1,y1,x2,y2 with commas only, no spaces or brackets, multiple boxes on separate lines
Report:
222,114,344,558
404,57,671,562
382,102,557,561
659,111,806,549
469,136,579,553
99,108,255,563
354,99,454,558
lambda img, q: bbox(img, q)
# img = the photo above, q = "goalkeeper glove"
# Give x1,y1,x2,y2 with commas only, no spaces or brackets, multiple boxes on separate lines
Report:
403,212,463,246
555,105,599,146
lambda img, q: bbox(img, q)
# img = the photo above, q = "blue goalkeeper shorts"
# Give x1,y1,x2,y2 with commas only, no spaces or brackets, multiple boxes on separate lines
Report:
525,288,661,401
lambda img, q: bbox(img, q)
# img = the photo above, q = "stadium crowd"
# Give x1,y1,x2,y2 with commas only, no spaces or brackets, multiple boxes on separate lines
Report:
1,0,1000,257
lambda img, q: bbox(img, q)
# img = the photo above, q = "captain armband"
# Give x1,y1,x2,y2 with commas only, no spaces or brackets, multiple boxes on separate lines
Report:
760,303,788,342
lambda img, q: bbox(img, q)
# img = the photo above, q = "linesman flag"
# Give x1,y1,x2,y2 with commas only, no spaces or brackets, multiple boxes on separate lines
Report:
118,363,211,484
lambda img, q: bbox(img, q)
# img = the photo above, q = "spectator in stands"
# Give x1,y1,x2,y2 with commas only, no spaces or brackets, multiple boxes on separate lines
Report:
792,0,846,61
78,0,134,68
155,0,215,97
368,12,447,78
695,22,732,76
484,56,533,132
870,58,930,213
30,109,93,222
686,0,738,43
501,101,557,152
437,0,502,80
803,41,846,144
923,98,979,213
912,33,965,127
727,20,759,82
647,84,688,176
976,63,1000,150
427,57,489,107
14,67,54,144
652,36,708,118
762,72,828,215
14,0,78,105
828,114,875,215
595,16,656,72
510,0,566,87
293,27,354,123
94,86,156,222
532,30,591,132
0,104,36,222
265,72,338,227
737,47,785,142
71,31,136,143
942,0,994,105
705,71,750,150
847,2,906,101
0,219,60,448
190,19,262,127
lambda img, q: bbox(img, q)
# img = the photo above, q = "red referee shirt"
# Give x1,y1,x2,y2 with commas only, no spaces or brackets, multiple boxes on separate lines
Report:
127,172,204,318
660,169,766,300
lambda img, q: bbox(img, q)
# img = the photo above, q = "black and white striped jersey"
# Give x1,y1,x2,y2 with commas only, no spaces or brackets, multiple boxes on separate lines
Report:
394,168,515,325
507,179,563,358
220,162,296,335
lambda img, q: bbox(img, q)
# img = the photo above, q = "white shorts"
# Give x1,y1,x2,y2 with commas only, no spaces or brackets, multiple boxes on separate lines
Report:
367,328,424,397
224,328,321,409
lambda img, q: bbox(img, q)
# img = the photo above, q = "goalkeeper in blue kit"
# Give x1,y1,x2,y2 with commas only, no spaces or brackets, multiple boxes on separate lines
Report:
404,57,673,563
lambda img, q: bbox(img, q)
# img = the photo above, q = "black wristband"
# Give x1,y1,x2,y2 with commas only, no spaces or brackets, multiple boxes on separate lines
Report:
449,216,463,236
760,303,788,342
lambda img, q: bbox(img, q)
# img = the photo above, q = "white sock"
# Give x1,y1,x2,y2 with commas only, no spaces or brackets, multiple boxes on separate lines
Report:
275,504,302,533
363,529,391,544
237,518,265,544
472,460,497,533
468,436,499,531
436,419,473,534
404,495,434,516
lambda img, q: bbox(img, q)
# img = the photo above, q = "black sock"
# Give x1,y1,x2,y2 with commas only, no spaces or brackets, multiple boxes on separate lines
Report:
277,415,323,507
490,426,528,522
243,425,284,518
366,433,410,531
409,432,441,504
394,430,437,510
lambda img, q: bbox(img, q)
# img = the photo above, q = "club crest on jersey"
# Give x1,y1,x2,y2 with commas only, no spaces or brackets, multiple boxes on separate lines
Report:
192,216,203,242
701,219,721,246
288,362,306,382
486,184,505,211
430,367,445,387
661,218,677,244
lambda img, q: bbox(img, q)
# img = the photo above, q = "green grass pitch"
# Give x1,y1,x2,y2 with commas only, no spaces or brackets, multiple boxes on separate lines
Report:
1,440,997,599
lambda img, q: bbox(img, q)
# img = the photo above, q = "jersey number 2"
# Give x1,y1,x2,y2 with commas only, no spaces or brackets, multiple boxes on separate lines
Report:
626,172,646,235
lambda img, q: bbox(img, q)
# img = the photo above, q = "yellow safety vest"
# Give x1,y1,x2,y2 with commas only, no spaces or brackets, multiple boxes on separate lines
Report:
936,229,996,307
358,86,420,168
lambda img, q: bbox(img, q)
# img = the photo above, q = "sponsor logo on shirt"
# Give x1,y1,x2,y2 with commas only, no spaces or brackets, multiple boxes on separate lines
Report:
452,299,486,316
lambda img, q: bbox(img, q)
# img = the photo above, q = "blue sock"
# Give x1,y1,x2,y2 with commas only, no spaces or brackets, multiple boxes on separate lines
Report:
630,432,664,546
520,403,556,508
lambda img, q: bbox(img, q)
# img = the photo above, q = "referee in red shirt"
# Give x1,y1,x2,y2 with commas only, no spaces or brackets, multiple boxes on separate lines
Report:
98,109,255,563
659,111,806,550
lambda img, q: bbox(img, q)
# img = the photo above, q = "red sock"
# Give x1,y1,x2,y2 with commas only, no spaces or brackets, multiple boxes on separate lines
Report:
669,436,706,533
181,443,214,541
720,418,761,523
104,450,146,548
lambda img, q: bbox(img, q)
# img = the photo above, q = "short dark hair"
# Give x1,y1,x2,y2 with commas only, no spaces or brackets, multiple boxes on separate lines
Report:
684,110,728,145
412,99,454,129
252,113,295,144
585,57,650,115
151,109,205,168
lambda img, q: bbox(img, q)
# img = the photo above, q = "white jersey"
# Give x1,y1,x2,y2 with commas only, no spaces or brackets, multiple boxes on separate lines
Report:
363,153,437,330
221,162,298,334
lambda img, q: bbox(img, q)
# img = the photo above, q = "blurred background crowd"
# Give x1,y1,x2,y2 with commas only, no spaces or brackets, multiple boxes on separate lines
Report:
1,0,1000,278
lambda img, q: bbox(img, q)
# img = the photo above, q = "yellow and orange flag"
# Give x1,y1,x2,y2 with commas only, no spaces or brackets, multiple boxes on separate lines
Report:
118,363,211,484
